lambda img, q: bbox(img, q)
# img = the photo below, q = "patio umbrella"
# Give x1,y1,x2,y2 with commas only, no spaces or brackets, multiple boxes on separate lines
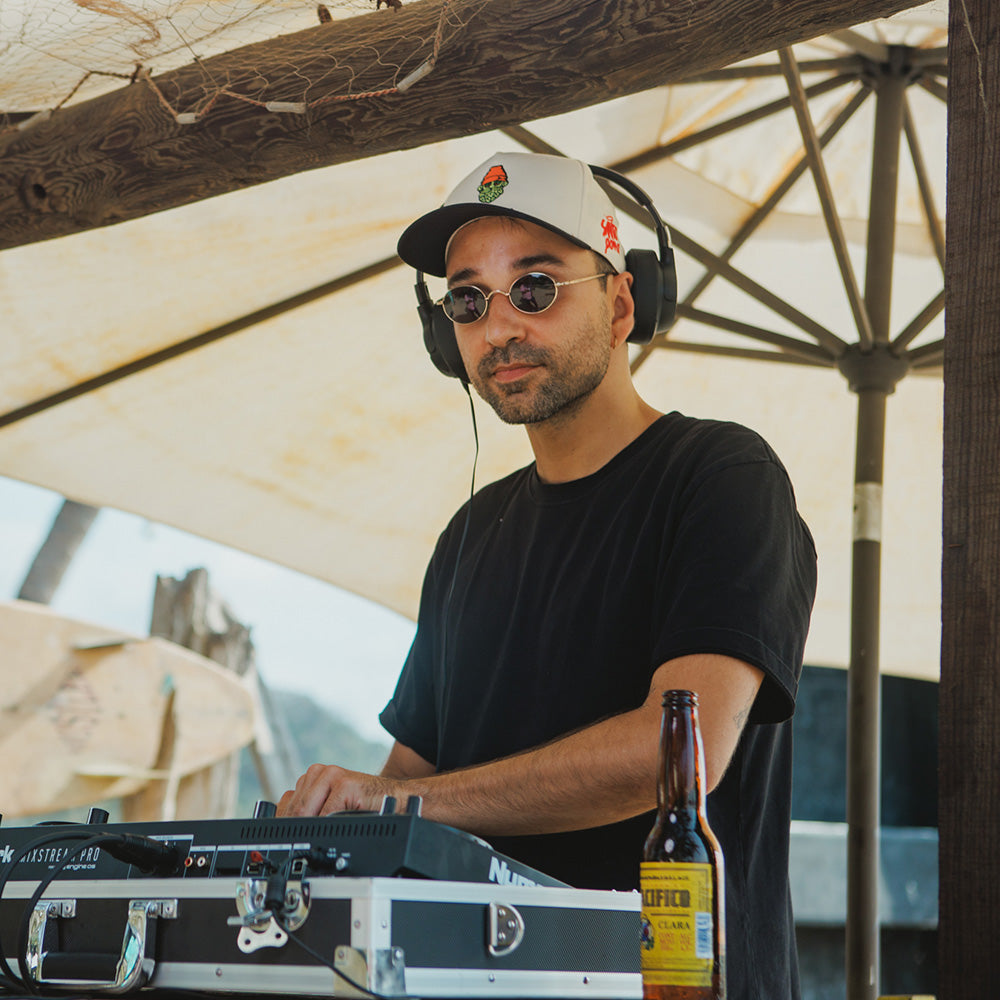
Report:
0,5,945,997
517,15,945,997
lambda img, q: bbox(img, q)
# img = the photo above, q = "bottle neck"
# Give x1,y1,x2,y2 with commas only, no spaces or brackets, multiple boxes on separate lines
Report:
657,694,708,819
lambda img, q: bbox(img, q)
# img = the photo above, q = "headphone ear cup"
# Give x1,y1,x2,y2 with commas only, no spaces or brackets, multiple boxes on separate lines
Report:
430,306,468,381
416,274,469,381
624,249,662,345
590,163,678,341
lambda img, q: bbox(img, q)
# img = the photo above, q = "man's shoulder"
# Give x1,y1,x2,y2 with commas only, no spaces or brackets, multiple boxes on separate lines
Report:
441,414,782,532
636,411,780,474
437,463,533,541
475,462,535,504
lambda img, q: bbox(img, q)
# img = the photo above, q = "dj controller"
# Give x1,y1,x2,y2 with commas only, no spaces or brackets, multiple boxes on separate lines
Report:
0,800,641,998
0,797,565,888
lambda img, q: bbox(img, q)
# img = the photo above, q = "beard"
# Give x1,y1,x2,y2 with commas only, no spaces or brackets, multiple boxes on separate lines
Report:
468,312,613,426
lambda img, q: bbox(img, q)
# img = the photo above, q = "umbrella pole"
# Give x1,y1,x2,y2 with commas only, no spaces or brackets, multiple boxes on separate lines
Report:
844,52,909,1000
847,390,887,1000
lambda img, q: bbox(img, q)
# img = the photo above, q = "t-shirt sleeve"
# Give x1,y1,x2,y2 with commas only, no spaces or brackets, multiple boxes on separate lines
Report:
651,455,817,723
377,635,438,764
377,530,452,765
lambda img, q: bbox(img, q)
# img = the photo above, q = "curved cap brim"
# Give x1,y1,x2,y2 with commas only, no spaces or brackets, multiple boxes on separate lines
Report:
396,203,592,278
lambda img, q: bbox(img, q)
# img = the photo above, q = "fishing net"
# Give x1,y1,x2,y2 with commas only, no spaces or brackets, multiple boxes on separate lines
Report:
0,0,475,128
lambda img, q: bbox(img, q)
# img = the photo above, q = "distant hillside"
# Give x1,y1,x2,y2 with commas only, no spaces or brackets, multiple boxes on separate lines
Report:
237,688,391,814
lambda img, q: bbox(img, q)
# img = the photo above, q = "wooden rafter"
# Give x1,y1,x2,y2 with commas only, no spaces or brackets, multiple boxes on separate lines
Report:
0,0,923,251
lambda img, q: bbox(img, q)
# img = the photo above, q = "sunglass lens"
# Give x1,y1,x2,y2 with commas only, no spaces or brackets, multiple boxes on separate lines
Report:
509,273,557,313
443,287,487,324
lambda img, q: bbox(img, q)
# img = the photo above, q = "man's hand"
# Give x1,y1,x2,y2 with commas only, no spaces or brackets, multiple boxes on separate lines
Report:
276,764,396,817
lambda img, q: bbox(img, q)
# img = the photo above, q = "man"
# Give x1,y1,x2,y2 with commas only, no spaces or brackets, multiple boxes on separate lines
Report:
278,152,817,999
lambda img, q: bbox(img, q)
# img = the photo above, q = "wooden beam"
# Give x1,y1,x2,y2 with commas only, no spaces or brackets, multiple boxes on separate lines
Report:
940,0,1000,994
0,0,921,250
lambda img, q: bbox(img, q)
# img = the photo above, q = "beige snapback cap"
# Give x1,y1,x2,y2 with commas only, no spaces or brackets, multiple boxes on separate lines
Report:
397,151,627,277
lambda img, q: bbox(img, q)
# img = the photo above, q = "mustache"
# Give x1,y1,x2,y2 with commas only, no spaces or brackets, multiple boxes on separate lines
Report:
478,345,550,378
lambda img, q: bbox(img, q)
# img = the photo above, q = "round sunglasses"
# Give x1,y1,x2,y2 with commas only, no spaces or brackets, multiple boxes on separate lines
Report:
437,271,606,325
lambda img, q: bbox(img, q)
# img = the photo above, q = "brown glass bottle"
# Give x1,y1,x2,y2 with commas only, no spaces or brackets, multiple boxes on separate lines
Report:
640,690,726,1000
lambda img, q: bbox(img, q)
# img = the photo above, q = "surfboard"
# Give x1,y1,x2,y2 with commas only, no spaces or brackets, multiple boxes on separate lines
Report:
0,599,257,818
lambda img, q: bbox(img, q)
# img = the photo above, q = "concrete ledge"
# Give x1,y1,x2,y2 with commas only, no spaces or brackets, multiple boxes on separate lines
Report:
790,821,938,928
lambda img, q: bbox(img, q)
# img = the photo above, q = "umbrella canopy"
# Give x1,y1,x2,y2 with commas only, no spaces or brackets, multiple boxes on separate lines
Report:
0,6,946,997
0,4,945,671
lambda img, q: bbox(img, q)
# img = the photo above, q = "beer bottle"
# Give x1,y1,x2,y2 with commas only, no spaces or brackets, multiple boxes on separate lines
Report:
640,690,726,1000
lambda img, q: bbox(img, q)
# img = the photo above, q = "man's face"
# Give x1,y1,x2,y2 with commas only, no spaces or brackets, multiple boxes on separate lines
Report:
445,218,615,427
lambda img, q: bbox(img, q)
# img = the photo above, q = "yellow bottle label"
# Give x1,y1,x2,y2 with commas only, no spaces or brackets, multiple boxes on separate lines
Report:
640,861,714,987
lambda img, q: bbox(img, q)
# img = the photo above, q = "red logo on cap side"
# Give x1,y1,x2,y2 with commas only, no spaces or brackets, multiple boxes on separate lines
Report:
478,165,509,204
602,215,621,255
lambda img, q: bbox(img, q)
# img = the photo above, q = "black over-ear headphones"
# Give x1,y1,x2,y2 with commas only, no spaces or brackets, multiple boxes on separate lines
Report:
413,164,677,382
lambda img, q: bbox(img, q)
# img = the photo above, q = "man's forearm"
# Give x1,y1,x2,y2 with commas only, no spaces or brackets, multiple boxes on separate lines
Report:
278,702,660,828
405,701,661,835
276,653,762,825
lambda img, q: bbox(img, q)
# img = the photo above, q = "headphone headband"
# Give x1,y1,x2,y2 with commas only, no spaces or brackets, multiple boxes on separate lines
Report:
414,164,677,381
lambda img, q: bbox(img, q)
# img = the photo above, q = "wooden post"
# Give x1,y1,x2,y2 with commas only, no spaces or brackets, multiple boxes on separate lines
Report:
17,500,99,604
940,0,1000,996
122,568,252,820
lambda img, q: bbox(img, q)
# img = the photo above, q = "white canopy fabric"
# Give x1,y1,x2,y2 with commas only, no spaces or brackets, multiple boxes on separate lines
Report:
0,0,389,111
0,4,946,679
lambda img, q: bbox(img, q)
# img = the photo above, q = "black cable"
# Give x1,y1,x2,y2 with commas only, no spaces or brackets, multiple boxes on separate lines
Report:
100,835,182,875
282,931,375,997
17,834,118,994
282,927,418,1000
440,383,480,678
262,853,417,1000
0,829,101,989
0,829,181,995
0,973,35,996
0,992,89,1000
0,829,421,1000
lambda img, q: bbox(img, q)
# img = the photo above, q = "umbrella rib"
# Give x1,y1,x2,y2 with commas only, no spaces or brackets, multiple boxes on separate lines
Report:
502,124,850,358
828,29,888,63
669,226,848,355
903,98,946,270
894,290,946,352
645,340,833,368
501,123,561,156
674,304,836,363
613,74,859,167
906,339,945,368
918,75,948,102
0,255,403,431
678,55,868,82
910,46,949,68
499,126,844,356
680,85,870,307
779,46,876,350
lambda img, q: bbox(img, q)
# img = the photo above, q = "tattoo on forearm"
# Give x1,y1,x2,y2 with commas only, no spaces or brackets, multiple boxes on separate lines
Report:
733,700,753,731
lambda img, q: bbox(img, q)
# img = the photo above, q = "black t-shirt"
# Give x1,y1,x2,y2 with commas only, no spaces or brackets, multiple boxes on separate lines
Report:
380,412,817,1000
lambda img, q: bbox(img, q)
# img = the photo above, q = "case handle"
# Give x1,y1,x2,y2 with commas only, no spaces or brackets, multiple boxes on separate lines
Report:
487,902,525,956
27,899,175,994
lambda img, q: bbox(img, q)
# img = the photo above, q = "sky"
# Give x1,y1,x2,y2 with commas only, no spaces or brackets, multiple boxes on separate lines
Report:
0,474,414,745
